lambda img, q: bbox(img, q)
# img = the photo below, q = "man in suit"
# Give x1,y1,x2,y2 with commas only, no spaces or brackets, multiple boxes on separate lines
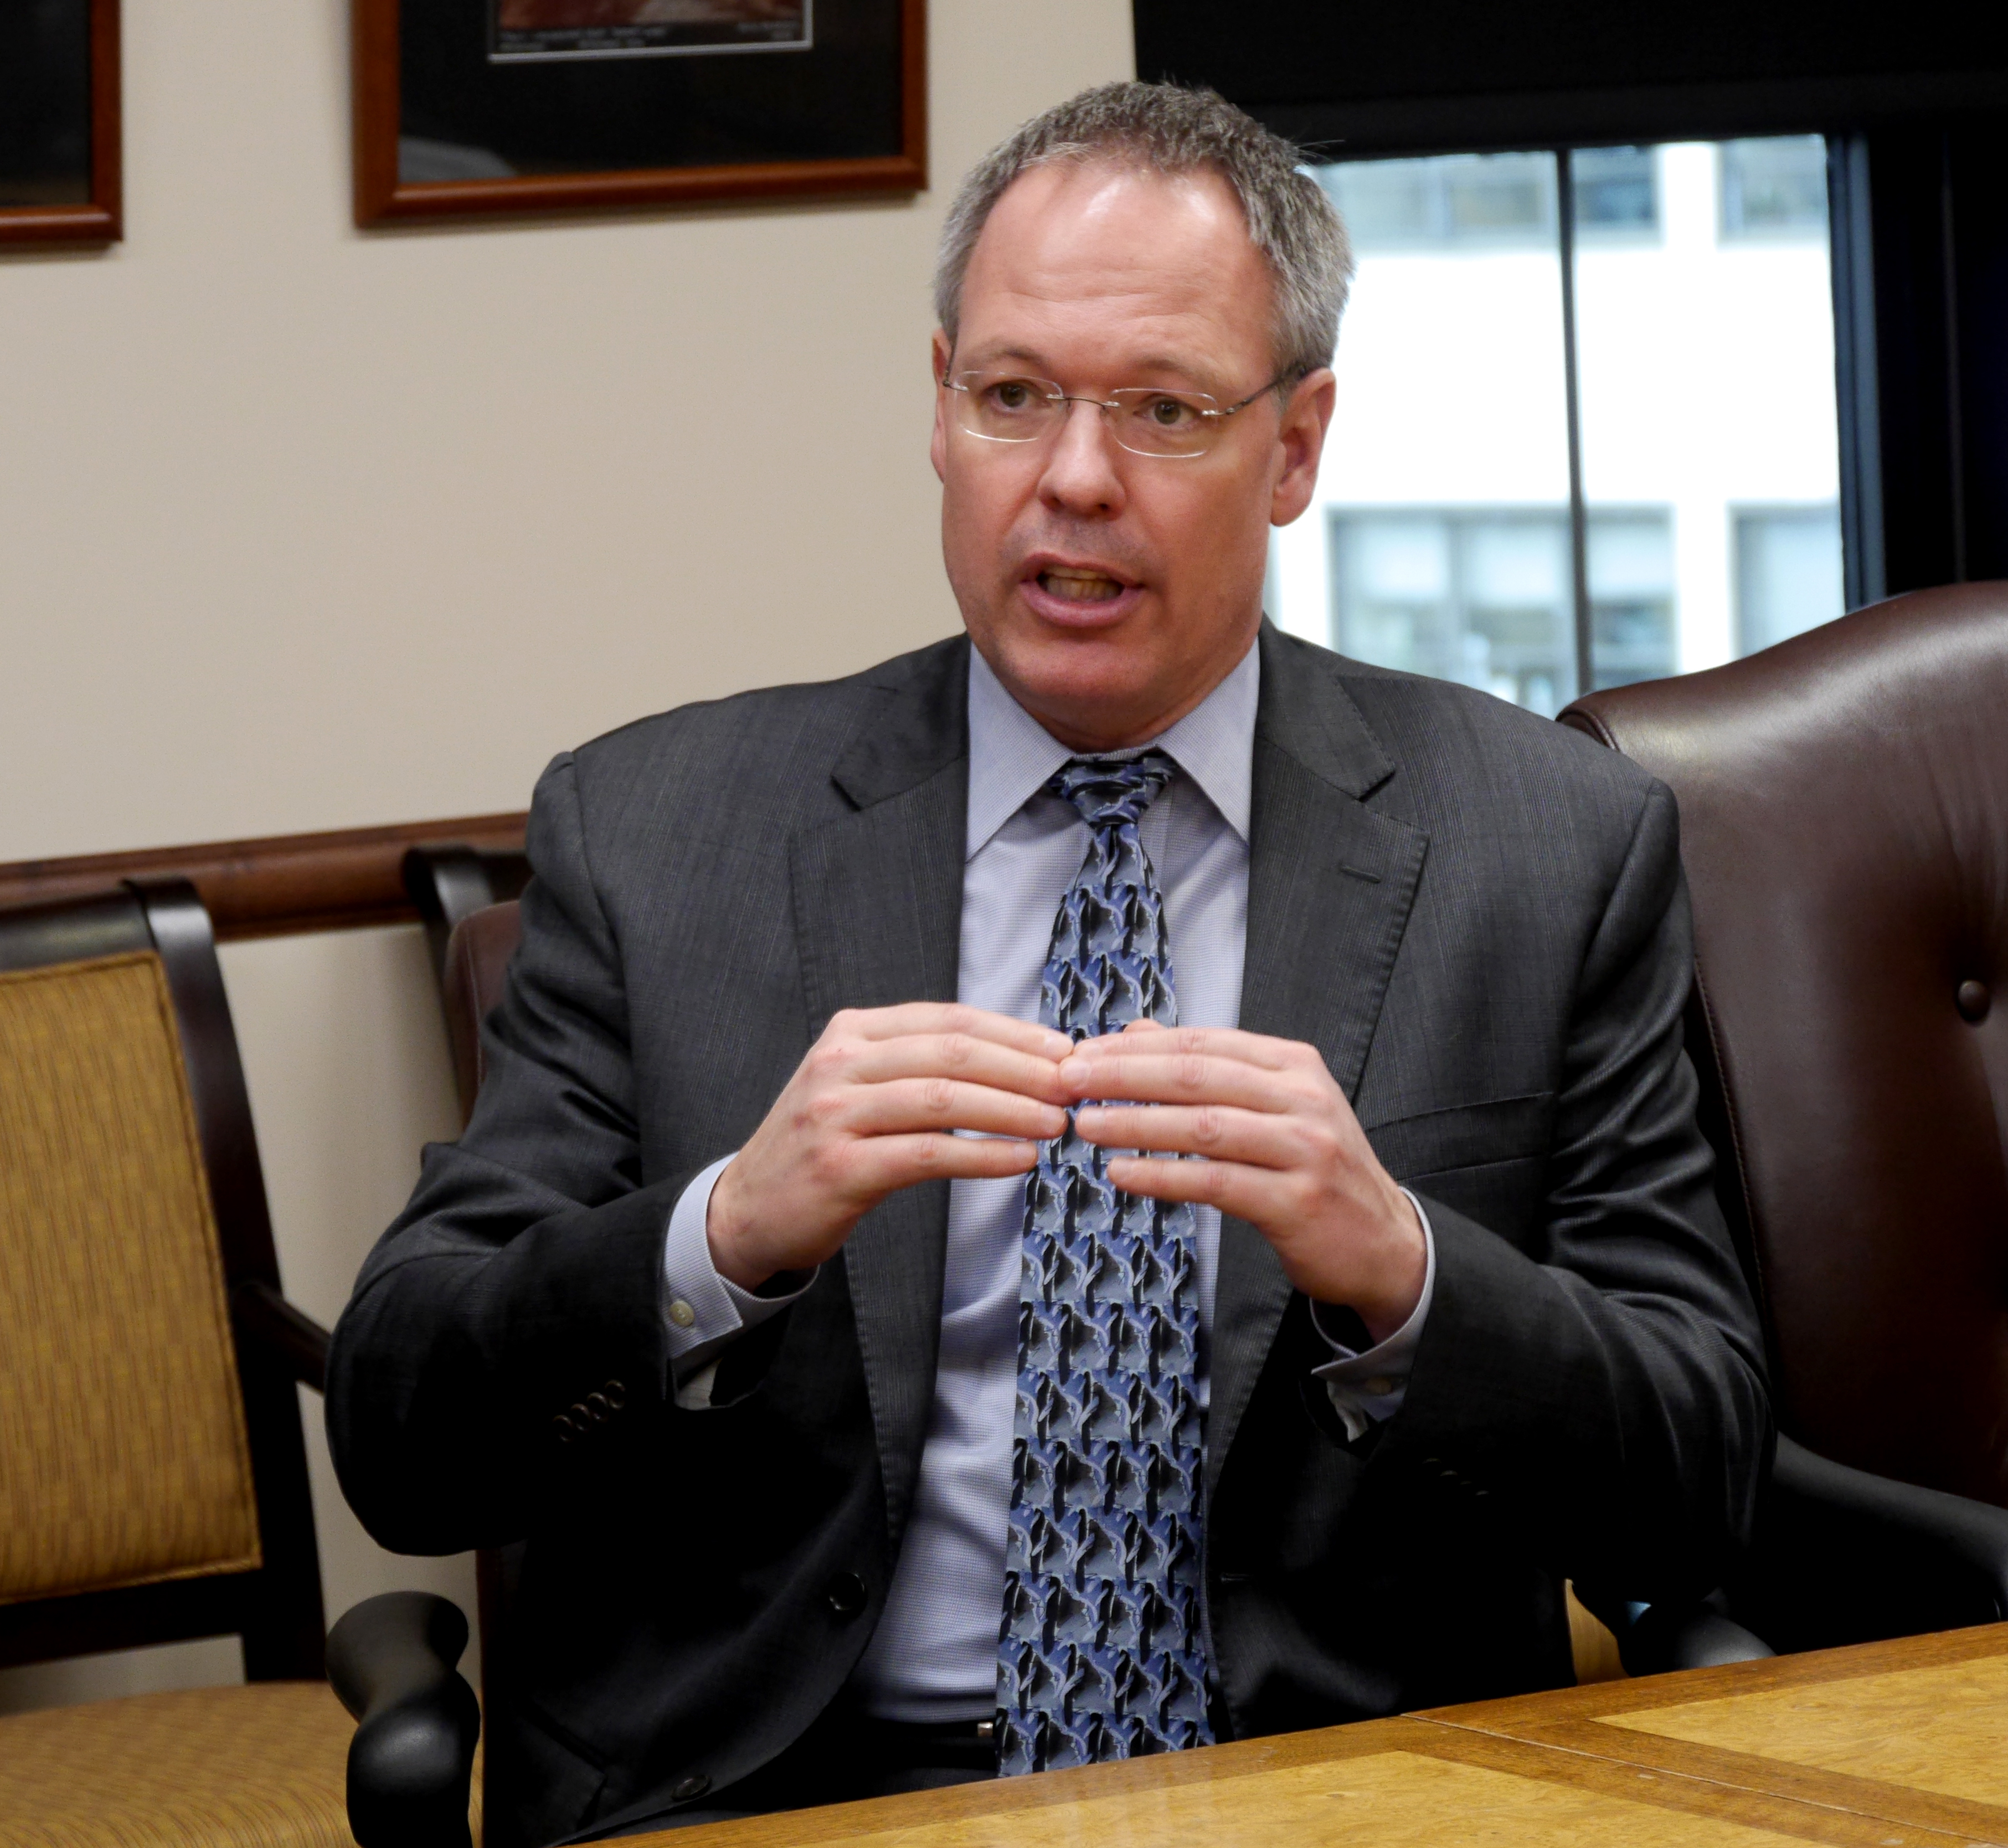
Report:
329,82,1768,1845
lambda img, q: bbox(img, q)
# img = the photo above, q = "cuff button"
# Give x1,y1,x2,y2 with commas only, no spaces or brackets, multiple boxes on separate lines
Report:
552,1415,578,1444
668,1298,697,1329
603,1379,627,1408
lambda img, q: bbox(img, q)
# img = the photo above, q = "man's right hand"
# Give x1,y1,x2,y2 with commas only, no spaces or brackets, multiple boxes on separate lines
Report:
706,1003,1072,1291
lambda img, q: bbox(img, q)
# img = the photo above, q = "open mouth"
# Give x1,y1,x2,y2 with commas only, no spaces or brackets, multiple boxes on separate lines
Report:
1036,565,1129,603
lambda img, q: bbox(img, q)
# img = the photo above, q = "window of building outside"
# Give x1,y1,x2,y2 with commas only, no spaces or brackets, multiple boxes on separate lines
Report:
1269,137,1843,715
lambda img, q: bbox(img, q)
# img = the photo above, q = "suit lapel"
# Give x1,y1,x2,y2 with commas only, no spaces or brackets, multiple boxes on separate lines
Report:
1207,630,1429,1495
790,636,969,1545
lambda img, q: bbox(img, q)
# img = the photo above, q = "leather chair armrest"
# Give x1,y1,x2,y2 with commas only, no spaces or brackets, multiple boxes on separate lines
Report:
328,1592,482,1848
1731,1434,2008,1652
1614,1594,1774,1675
231,1279,332,1393
1572,1584,1774,1676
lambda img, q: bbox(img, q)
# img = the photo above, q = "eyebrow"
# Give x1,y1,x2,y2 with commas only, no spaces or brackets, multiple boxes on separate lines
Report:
957,343,1056,372
957,343,1224,389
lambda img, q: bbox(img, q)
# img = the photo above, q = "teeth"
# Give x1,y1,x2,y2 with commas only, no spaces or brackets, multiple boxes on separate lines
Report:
1041,569,1125,602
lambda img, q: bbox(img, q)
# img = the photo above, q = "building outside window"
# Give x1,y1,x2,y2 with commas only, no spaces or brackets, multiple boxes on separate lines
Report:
1329,509,1676,715
1720,136,1830,238
1270,137,1844,712
1735,505,1846,653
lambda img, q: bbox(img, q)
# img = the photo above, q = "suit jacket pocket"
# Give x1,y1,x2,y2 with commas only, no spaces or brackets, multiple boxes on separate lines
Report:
1363,1092,1554,1185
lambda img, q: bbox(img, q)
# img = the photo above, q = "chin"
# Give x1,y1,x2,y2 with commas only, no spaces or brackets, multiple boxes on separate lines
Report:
992,636,1164,743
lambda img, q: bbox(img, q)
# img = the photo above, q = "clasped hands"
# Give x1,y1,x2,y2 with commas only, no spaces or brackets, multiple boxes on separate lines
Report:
707,1003,1426,1343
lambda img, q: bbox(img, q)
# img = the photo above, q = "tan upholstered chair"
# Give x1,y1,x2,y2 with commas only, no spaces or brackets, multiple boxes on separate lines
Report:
0,879,356,1847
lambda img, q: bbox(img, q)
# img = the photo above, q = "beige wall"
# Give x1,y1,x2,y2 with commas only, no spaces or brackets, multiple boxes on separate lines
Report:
0,0,1134,1712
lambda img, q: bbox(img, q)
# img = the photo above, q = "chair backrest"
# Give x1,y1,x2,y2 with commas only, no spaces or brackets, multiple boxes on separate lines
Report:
429,898,524,1816
440,902,522,1125
404,849,531,1119
1561,583,2008,1505
0,880,325,1675
401,846,532,987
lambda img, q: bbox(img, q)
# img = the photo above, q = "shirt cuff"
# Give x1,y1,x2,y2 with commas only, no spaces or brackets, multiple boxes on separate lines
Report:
662,1153,816,1406
1309,1190,1437,1442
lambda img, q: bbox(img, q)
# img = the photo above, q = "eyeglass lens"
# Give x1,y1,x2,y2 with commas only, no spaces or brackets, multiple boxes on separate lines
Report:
950,373,1222,457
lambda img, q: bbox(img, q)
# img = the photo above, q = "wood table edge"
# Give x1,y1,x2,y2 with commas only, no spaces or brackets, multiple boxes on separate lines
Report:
1419,1624,2008,1731
639,1706,1999,1847
1420,1711,2008,1844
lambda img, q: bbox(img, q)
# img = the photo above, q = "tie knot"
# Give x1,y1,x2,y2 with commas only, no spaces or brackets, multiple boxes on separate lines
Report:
1049,751,1177,830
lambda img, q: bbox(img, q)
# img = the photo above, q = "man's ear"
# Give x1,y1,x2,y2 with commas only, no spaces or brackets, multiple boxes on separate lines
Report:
930,330,954,485
1270,367,1337,528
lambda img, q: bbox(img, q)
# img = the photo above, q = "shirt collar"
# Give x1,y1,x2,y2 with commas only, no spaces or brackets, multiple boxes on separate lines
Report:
964,636,1260,859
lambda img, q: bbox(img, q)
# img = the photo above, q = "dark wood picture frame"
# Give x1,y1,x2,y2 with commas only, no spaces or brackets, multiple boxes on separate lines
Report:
352,0,925,225
0,0,121,245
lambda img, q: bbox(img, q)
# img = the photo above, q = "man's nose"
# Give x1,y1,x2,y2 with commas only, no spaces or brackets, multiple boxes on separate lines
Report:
1036,399,1126,517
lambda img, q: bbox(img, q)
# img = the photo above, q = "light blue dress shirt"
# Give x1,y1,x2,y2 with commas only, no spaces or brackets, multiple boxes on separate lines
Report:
657,636,1434,1722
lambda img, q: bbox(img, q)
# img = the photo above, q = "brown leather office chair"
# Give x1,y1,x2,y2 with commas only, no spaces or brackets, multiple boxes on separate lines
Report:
437,902,522,1126
1562,581,2008,1651
401,848,531,1120
409,897,524,1813
0,880,479,1848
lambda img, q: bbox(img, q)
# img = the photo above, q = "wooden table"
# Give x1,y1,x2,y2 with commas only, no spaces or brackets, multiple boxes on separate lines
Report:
645,1626,2008,1847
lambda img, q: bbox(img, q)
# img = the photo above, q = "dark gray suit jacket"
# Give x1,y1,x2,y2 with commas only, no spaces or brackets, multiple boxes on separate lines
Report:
327,625,1769,1848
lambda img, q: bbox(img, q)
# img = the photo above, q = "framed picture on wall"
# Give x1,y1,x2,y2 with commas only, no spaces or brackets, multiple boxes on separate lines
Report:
0,0,121,245
352,0,925,225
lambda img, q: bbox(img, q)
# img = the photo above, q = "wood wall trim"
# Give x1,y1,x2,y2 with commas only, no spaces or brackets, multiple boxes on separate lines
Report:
0,813,528,941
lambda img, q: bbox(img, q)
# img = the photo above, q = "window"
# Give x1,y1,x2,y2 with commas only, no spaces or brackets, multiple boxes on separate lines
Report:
1270,139,1844,709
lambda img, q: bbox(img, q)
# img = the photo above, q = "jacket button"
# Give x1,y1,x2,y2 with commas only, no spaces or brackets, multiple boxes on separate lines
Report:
672,1774,709,1803
825,1572,868,1619
1958,979,1992,1022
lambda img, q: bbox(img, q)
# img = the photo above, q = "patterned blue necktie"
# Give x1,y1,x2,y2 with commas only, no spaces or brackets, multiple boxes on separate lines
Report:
995,751,1214,1775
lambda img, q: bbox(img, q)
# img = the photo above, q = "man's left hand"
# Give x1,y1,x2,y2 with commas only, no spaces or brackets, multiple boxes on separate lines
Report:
1063,1020,1426,1345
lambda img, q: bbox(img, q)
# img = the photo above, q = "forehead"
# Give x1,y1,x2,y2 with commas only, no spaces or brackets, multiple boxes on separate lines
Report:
956,161,1275,386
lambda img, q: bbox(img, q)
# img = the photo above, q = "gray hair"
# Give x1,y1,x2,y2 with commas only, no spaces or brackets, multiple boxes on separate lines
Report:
934,81,1353,383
